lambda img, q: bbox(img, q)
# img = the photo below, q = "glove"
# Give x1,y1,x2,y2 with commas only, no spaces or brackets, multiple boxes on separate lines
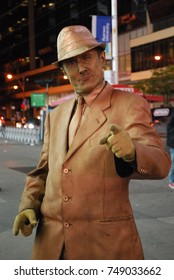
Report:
13,209,37,237
99,124,135,162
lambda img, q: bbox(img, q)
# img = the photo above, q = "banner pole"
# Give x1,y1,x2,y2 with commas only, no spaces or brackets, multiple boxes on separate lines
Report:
111,0,118,84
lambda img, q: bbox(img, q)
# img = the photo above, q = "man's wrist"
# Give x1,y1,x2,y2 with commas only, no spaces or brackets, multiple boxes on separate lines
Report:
114,153,137,178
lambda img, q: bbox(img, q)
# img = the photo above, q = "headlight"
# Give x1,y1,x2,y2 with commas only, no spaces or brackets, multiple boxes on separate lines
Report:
28,123,34,129
16,122,22,128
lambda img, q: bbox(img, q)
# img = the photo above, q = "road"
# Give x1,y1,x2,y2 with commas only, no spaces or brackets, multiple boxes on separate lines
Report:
0,138,174,260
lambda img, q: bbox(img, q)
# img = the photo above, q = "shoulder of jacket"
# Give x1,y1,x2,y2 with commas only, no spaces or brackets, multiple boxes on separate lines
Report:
112,88,145,102
50,98,74,115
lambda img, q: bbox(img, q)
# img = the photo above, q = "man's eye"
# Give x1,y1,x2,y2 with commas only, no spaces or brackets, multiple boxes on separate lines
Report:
66,59,76,65
83,55,90,60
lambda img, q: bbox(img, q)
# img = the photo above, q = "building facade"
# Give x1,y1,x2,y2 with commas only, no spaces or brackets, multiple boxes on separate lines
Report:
0,0,174,120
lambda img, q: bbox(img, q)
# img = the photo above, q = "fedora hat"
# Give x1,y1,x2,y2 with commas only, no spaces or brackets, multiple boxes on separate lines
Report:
53,25,106,66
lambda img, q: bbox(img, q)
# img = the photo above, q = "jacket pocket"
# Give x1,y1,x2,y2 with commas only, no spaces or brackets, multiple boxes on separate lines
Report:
99,215,133,224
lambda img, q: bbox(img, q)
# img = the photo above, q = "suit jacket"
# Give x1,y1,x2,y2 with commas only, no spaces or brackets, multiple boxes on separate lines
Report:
19,82,171,260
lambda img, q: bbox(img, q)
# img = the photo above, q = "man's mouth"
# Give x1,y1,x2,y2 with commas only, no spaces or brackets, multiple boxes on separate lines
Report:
80,74,91,81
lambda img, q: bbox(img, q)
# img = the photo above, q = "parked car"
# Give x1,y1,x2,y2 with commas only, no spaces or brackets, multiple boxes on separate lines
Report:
151,107,173,136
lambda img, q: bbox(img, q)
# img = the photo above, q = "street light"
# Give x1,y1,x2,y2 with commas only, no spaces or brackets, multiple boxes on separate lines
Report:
6,73,26,116
154,55,162,61
13,85,19,90
6,73,25,99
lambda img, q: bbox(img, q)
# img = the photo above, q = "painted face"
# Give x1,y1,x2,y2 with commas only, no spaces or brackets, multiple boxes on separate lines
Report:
62,49,106,95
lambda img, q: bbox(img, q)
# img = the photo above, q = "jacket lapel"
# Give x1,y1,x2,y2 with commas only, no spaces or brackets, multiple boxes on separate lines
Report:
57,98,76,162
64,82,113,161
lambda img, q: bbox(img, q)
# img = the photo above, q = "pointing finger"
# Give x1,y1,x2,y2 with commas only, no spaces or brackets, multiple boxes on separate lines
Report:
99,124,122,145
99,130,113,145
110,124,122,134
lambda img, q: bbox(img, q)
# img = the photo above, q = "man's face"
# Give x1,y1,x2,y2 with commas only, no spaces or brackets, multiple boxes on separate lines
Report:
62,49,106,95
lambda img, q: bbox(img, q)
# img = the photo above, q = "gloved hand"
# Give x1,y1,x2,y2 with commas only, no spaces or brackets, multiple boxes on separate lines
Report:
99,124,135,162
13,209,37,237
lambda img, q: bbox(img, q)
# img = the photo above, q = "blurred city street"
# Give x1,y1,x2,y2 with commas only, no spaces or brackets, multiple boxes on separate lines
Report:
0,138,174,260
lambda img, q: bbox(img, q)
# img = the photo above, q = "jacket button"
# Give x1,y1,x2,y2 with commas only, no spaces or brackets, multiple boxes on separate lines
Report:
64,196,69,202
63,168,69,174
64,222,70,228
140,168,147,174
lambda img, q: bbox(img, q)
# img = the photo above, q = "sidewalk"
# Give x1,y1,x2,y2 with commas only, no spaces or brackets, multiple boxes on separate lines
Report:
0,139,174,260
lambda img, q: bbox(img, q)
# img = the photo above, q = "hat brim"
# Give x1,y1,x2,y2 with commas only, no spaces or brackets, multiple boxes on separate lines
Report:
52,42,106,67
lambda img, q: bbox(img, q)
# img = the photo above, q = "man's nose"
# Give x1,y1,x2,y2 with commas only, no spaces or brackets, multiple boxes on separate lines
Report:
76,57,86,72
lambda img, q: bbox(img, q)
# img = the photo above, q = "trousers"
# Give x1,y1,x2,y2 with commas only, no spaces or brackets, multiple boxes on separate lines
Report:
169,148,174,183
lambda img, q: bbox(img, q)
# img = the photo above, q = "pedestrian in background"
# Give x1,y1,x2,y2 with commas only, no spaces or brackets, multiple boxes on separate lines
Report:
13,25,171,260
167,114,174,189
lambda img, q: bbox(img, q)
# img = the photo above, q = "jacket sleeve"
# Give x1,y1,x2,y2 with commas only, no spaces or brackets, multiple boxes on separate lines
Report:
18,113,50,214
114,96,171,179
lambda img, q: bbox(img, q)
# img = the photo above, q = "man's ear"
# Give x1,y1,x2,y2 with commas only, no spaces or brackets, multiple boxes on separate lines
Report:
101,51,106,66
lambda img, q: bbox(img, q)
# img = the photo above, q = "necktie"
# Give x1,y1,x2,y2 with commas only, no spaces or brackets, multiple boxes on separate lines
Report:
68,96,84,147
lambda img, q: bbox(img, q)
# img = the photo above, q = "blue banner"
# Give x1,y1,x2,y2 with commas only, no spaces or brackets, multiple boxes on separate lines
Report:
95,16,111,43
